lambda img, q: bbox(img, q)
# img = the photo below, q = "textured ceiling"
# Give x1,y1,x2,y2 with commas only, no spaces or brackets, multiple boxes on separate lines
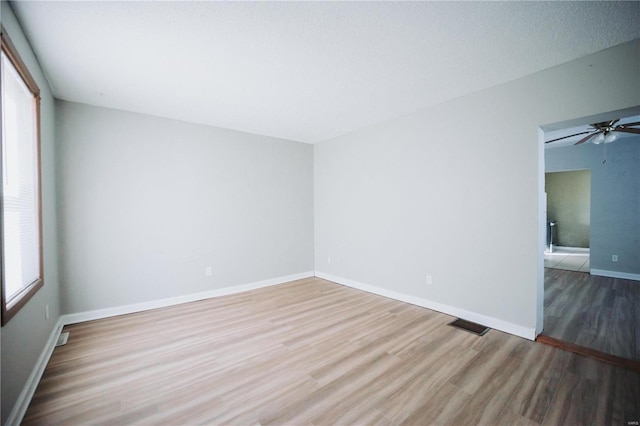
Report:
10,1,640,143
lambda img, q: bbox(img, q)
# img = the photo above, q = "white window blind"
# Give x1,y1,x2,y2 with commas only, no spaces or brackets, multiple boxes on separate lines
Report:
1,50,41,303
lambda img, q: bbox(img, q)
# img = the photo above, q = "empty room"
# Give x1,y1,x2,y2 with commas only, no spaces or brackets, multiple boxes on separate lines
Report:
1,1,639,425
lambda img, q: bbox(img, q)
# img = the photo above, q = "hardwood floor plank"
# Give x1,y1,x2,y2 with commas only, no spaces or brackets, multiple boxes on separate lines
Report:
22,277,640,425
543,268,639,362
540,371,581,426
449,356,522,425
502,343,570,424
398,382,472,426
449,331,520,396
587,360,640,426
376,341,479,424
260,352,403,425
494,408,541,426
607,295,634,359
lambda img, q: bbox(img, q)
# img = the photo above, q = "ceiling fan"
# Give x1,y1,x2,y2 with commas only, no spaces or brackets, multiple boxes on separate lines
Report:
545,119,640,145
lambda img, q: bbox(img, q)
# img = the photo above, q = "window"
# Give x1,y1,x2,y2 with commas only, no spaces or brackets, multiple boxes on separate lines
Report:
1,27,43,326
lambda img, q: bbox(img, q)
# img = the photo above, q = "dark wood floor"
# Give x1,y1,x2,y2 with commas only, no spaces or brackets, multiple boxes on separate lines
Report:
23,277,640,425
543,268,640,361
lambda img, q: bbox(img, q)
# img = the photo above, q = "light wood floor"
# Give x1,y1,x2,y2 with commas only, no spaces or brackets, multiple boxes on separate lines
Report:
24,277,639,425
543,268,640,361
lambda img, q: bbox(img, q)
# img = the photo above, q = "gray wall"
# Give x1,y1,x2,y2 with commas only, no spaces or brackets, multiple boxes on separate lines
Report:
56,101,314,314
314,39,640,333
1,4,62,424
545,170,591,248
546,137,640,275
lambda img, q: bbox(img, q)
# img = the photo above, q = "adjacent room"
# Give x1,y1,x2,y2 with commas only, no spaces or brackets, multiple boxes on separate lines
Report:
1,1,639,425
541,114,640,363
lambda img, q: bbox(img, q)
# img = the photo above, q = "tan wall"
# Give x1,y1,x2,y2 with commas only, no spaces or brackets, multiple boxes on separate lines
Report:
546,170,591,248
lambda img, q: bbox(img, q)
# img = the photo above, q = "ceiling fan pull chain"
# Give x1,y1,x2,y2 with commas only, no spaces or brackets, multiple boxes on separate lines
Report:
602,143,607,164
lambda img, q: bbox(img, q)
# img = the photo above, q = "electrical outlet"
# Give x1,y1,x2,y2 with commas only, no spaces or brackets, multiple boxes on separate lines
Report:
206,266,213,276
611,255,618,262
426,275,433,285
45,304,50,320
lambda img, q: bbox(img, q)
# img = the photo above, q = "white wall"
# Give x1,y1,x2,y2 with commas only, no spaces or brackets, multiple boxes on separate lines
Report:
546,137,640,276
56,101,314,314
1,4,62,424
314,39,640,338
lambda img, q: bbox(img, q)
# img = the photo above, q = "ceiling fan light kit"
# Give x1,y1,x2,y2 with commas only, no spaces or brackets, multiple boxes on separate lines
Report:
592,131,619,145
592,133,605,144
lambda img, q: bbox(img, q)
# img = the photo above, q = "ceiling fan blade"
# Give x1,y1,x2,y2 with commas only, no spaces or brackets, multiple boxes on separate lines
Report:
614,128,640,135
616,121,640,128
545,131,592,144
574,132,599,145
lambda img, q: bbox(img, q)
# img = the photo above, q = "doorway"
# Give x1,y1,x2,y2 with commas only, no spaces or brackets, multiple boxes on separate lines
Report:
544,169,590,273
537,108,640,365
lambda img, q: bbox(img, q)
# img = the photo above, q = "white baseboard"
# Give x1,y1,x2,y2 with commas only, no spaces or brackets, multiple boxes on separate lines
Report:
590,268,640,281
61,271,315,325
315,271,536,341
554,246,590,253
5,318,64,426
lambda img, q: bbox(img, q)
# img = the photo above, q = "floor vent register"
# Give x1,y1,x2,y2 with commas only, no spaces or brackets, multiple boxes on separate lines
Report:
56,332,70,347
448,318,490,336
